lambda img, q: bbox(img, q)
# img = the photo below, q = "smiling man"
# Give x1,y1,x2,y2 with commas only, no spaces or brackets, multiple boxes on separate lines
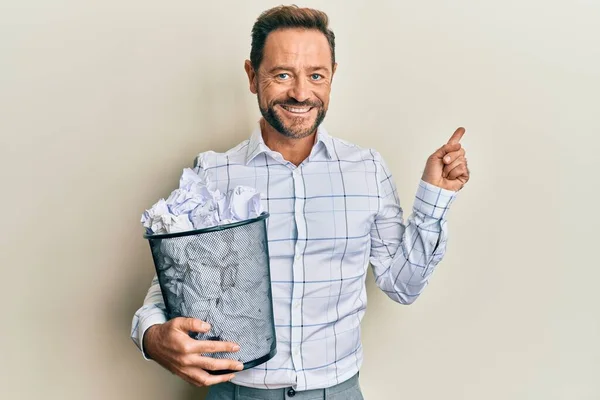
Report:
131,5,469,400
247,27,334,164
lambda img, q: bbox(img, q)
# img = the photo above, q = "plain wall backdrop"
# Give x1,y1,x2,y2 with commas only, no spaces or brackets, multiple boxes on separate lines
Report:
1,0,598,399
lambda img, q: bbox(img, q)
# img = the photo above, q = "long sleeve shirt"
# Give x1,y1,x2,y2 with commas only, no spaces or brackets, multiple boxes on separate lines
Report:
131,124,457,390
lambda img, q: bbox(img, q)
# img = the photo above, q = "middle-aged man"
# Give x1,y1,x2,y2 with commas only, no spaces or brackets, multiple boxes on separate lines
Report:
131,5,470,400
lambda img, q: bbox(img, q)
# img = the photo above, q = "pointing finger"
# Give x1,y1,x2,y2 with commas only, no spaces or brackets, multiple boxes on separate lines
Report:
447,127,466,145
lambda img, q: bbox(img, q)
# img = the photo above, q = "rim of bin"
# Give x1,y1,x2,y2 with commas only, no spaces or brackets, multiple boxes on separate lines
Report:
143,211,270,240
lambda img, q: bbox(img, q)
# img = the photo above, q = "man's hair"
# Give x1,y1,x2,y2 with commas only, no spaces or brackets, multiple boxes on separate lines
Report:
250,5,336,71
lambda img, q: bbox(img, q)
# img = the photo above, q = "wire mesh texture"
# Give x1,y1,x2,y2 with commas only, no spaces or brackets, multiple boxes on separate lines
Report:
144,212,276,374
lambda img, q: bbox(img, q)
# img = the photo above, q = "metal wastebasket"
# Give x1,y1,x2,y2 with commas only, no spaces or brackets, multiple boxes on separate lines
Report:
144,212,276,374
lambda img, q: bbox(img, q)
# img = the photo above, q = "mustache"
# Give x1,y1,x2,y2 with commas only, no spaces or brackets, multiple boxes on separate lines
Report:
273,99,322,108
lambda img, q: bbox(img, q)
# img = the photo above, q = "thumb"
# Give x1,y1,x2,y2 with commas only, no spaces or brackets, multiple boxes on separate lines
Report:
173,317,211,333
432,142,461,160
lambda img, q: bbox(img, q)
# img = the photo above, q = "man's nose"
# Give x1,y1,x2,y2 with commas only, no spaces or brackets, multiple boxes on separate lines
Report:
287,78,310,103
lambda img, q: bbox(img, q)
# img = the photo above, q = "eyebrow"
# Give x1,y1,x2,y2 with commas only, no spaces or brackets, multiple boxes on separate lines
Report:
268,65,330,73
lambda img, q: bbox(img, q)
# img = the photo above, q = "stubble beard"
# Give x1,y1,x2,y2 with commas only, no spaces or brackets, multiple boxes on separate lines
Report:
257,91,327,139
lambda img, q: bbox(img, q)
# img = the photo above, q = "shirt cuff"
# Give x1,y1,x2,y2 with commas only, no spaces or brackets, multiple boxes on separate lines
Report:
413,180,458,219
137,310,168,360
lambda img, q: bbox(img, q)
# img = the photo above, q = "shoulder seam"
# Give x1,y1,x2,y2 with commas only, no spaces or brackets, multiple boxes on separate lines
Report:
194,139,250,168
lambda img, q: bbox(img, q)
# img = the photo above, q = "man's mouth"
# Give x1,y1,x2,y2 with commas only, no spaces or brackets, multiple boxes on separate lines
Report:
279,105,313,114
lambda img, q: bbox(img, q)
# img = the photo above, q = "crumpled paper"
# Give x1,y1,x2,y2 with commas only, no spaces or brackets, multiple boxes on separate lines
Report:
141,168,263,234
142,167,274,363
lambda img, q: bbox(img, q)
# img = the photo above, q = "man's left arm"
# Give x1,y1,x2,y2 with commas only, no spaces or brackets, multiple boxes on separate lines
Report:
369,128,469,304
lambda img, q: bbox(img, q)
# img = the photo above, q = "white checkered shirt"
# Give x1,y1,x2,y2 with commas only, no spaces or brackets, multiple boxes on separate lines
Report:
131,124,457,390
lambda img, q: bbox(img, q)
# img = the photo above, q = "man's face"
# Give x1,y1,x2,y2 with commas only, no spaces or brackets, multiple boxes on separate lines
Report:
245,28,336,139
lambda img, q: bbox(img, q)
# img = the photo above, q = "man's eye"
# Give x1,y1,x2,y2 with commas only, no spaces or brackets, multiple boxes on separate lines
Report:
277,73,290,80
311,74,322,80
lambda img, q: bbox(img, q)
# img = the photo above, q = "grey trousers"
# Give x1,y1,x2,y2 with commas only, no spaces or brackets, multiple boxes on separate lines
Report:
205,373,364,400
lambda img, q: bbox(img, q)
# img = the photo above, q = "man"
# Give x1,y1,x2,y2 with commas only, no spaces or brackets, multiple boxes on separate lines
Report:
131,5,469,399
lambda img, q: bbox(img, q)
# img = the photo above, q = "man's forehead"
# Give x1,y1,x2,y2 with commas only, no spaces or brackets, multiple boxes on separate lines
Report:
262,28,332,68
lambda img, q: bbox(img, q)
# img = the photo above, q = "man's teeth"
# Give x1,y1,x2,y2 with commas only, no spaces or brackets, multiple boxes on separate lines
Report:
282,106,311,113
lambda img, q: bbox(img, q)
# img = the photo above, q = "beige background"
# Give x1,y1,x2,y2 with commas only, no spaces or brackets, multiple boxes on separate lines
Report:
1,0,598,399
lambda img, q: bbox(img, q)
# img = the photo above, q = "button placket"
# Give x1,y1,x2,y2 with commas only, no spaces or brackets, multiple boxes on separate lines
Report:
290,167,305,373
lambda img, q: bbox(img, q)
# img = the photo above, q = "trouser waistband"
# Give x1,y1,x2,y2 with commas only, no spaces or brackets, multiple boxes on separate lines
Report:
225,373,359,399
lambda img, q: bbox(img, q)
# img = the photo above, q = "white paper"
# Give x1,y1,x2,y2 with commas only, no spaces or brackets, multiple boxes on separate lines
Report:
141,168,264,235
142,167,273,361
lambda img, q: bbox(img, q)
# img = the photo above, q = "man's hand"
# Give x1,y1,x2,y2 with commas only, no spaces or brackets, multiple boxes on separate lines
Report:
421,127,470,191
143,317,244,387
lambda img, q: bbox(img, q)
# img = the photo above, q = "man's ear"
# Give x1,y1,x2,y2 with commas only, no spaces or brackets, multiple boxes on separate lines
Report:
331,62,338,83
244,60,258,94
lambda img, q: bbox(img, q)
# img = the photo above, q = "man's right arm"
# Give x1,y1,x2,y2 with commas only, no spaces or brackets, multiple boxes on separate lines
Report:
131,156,246,386
131,152,209,356
130,275,244,387
130,275,168,359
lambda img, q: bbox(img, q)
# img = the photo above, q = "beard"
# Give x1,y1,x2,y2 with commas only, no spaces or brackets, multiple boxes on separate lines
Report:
258,92,327,139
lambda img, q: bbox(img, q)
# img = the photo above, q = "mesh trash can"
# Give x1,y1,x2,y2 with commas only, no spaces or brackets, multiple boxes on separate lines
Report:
144,212,276,374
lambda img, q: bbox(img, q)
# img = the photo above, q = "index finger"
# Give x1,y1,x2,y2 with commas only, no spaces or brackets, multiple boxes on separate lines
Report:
447,127,466,145
192,339,241,354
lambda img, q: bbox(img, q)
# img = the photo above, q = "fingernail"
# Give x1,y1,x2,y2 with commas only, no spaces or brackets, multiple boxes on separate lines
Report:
202,323,211,330
232,345,240,352
236,363,244,370
444,156,451,163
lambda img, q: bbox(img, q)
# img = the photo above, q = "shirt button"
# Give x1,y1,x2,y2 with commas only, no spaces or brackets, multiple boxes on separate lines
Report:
287,388,296,397
295,253,301,260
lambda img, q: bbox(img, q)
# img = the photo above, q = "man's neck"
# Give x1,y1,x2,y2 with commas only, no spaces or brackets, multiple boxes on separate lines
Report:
260,119,316,166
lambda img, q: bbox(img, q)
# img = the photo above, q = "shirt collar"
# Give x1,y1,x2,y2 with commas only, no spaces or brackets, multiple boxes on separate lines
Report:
245,123,334,165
